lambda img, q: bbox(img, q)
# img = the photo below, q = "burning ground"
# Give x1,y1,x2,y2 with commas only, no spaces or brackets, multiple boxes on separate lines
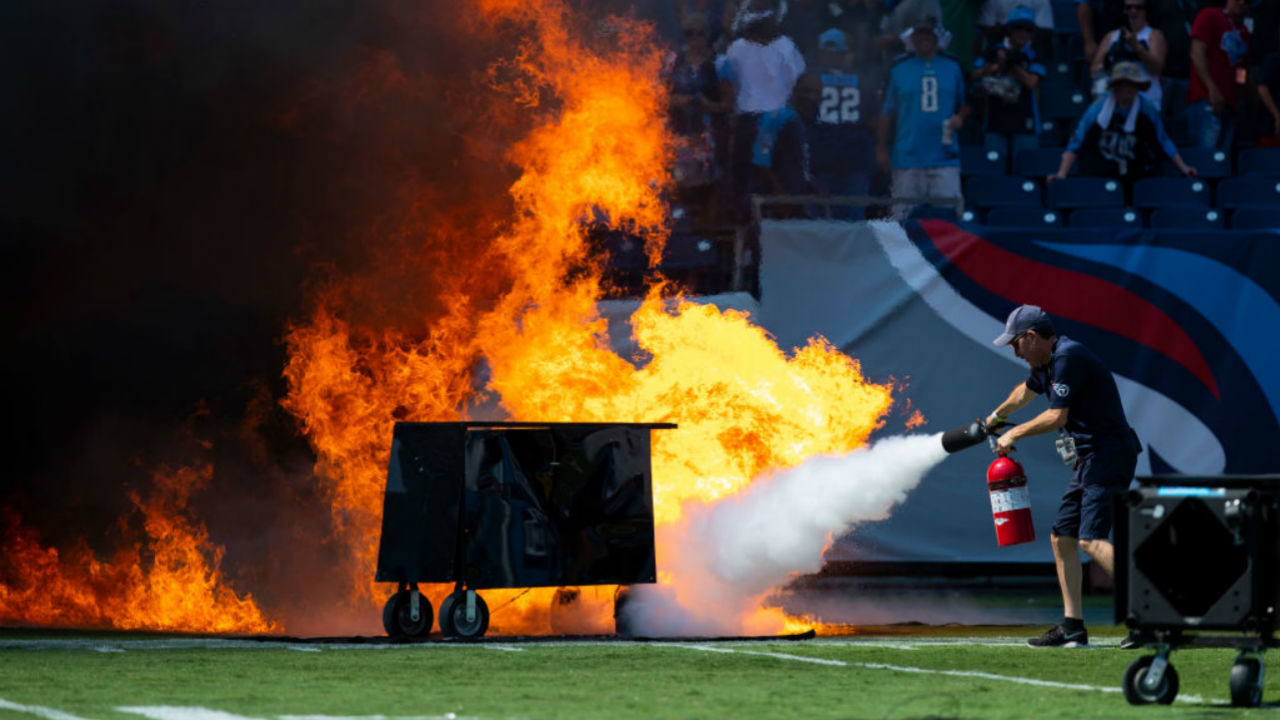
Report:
2,0,924,637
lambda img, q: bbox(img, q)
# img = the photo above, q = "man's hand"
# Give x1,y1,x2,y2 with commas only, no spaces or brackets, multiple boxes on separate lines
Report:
996,431,1018,455
947,114,965,130
1210,86,1225,115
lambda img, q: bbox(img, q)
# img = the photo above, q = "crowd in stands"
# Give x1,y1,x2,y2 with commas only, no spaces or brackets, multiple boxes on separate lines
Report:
660,0,1280,230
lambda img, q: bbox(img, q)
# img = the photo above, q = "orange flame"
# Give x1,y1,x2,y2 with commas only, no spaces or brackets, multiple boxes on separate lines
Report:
281,0,894,636
0,465,275,634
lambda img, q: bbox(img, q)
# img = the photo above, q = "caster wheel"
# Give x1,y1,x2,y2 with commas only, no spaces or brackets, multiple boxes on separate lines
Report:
1122,655,1179,705
1230,656,1264,707
381,590,433,638
439,591,489,639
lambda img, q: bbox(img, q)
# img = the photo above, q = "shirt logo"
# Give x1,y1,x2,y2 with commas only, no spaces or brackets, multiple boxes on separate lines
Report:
1053,383,1070,398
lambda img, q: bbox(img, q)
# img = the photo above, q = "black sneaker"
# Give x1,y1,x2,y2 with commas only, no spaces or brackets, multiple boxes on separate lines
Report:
1120,630,1154,649
1026,624,1089,648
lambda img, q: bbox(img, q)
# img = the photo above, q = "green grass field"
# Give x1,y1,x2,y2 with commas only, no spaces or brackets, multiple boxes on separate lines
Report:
2,626,1278,719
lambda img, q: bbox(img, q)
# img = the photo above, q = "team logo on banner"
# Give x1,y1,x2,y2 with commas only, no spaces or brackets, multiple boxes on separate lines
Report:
898,220,1280,475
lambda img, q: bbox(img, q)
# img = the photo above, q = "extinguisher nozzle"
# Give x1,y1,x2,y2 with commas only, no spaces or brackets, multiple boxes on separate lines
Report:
941,420,989,454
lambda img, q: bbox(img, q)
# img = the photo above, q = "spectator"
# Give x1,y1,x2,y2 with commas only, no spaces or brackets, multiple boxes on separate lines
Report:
880,0,947,56
944,0,989,73
1187,0,1251,150
673,0,734,48
666,12,730,221
1089,0,1167,111
753,73,823,212
1051,62,1196,189
806,28,880,218
718,6,806,220
1077,0,1128,66
978,0,1054,57
972,6,1045,159
877,16,971,217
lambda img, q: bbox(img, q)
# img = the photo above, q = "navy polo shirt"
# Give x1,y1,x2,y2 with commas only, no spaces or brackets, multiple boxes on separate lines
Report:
1025,335,1131,455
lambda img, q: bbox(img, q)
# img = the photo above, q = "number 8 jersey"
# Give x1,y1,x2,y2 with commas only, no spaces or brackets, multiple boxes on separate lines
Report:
881,53,966,169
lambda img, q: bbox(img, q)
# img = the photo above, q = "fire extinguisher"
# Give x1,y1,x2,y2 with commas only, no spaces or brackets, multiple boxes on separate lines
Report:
986,455,1036,547
940,418,1037,547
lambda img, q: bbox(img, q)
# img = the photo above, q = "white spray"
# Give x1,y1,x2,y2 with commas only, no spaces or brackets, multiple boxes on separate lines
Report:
623,432,950,636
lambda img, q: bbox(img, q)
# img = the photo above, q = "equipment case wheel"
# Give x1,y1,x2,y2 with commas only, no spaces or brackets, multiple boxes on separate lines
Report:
382,587,433,638
1122,654,1180,705
1229,654,1265,707
439,590,490,639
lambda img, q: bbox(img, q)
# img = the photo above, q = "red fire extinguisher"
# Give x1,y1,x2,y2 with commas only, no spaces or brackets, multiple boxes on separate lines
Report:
986,455,1036,546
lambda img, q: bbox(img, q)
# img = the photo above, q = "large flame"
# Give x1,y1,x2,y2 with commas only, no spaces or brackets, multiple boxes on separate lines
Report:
0,465,275,634
282,0,895,635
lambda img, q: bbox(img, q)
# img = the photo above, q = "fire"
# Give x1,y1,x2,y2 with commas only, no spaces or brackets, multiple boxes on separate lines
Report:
282,0,894,636
0,465,275,634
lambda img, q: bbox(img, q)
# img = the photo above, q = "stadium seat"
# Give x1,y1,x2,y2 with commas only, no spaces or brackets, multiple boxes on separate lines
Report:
660,233,724,295
985,207,1065,227
1133,177,1211,209
1046,177,1124,209
1014,147,1073,178
907,205,960,221
1230,205,1280,229
965,175,1043,209
960,145,1007,176
1237,148,1280,177
1149,206,1225,229
1216,176,1280,208
1164,147,1231,179
1067,207,1142,228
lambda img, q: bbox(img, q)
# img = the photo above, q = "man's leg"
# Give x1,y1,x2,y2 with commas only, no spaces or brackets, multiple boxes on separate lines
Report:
1052,532,1084,620
1079,537,1114,576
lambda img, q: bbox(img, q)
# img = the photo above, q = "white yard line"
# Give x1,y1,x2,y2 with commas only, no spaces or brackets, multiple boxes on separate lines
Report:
0,698,98,720
118,707,267,720
671,645,1214,705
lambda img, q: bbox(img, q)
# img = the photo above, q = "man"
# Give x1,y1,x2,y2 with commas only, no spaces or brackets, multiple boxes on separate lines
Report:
972,6,1045,159
876,16,970,218
985,305,1141,648
808,28,879,218
1051,62,1196,190
1187,0,1251,150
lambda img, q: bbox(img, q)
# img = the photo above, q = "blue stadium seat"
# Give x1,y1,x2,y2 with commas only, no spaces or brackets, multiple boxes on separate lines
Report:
1047,177,1124,208
662,233,720,270
985,207,1065,227
1230,205,1280,229
1014,147,1072,178
1133,177,1212,209
960,145,1007,176
1216,176,1280,208
907,205,960,221
1067,207,1141,228
965,176,1043,209
1149,206,1225,229
1237,148,1280,177
1164,147,1231,179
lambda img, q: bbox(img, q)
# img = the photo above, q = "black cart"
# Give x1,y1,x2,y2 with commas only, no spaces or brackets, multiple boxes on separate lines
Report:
374,421,674,639
1116,474,1280,706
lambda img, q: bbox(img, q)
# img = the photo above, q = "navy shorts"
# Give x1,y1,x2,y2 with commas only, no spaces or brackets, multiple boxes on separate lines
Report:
1051,445,1138,540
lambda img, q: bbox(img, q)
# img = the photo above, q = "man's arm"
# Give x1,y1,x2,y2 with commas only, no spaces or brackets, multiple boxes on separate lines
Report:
1077,2,1098,64
997,406,1069,453
1191,38,1224,113
987,382,1037,426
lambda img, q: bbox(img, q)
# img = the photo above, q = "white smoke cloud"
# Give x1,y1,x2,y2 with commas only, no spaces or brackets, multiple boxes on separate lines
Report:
623,433,949,637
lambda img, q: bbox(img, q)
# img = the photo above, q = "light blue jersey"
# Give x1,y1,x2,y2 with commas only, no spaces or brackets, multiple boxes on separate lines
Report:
881,54,966,169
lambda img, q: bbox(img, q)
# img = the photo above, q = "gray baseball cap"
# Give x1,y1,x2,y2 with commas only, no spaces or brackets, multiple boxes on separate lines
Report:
993,304,1053,345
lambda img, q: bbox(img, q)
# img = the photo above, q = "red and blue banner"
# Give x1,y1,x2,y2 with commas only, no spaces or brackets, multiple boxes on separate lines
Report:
758,219,1280,563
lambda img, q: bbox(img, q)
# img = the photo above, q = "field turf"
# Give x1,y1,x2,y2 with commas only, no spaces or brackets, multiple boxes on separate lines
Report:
2,626,1278,719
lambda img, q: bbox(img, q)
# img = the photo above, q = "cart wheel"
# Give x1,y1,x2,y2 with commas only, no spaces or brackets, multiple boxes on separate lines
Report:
1122,655,1180,705
381,590,433,638
1230,656,1265,707
439,591,489,639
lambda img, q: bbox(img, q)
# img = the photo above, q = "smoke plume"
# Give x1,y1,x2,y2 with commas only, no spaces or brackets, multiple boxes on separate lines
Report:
624,433,949,636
